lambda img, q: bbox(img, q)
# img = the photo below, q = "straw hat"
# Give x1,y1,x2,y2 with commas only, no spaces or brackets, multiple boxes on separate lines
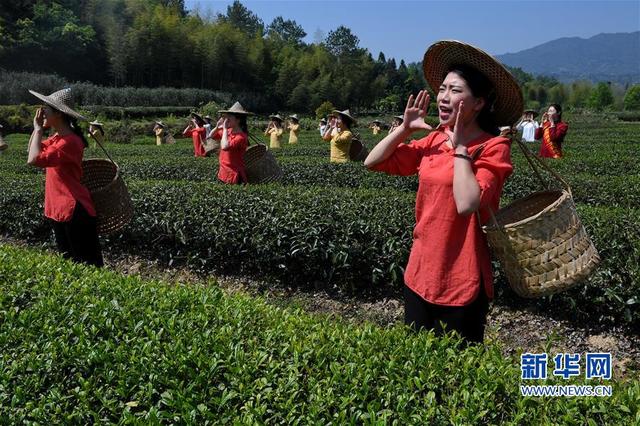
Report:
288,114,299,121
154,120,165,127
320,118,327,123
190,112,204,123
333,109,357,126
218,101,253,115
269,114,284,122
204,115,212,120
372,119,382,124
422,40,523,126
524,109,538,117
88,121,104,137
28,87,87,121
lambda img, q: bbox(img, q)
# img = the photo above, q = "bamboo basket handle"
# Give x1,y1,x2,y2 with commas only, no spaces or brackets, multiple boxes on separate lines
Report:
513,134,571,194
88,132,116,165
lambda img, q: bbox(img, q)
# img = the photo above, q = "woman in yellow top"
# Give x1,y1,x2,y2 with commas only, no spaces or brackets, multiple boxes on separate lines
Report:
287,114,300,144
370,120,382,135
88,121,105,148
153,121,165,145
265,114,284,149
322,109,355,163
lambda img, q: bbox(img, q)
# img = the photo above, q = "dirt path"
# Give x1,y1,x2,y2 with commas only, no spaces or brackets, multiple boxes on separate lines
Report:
107,253,640,379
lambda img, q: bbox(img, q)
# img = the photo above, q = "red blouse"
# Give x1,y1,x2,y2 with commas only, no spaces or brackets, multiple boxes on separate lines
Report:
184,127,207,157
370,129,513,306
535,121,568,158
32,133,96,222
212,128,248,184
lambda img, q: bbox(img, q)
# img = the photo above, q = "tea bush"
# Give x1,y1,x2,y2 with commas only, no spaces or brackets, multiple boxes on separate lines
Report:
0,244,638,424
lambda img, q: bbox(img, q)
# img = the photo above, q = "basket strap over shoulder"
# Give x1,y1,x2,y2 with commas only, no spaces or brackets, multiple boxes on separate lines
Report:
88,132,116,165
514,136,571,193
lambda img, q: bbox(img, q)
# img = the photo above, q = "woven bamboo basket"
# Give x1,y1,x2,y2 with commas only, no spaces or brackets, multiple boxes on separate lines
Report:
82,134,134,235
482,139,600,298
204,138,220,157
243,143,283,184
164,133,176,145
349,137,369,162
82,159,134,235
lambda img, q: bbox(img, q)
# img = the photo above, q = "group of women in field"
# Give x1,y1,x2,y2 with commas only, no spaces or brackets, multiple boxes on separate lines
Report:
26,39,572,345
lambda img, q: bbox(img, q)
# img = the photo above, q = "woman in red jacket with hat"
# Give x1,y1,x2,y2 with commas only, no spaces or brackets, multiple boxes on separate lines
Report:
210,102,252,184
27,88,103,267
183,112,207,157
536,103,568,159
365,41,523,344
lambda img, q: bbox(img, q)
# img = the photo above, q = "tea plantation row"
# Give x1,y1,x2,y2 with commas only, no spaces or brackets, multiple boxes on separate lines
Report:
1,244,638,424
2,134,639,209
1,174,638,330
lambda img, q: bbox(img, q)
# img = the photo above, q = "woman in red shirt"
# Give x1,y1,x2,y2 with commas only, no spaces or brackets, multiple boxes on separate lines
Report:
209,102,251,184
536,103,568,159
365,41,523,344
183,112,207,157
27,88,103,267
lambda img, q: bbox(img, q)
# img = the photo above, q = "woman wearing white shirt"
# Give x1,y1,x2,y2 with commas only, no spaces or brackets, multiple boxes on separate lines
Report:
516,110,539,142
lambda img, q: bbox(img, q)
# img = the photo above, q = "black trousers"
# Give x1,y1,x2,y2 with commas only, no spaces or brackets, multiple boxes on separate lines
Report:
52,202,104,267
404,284,489,345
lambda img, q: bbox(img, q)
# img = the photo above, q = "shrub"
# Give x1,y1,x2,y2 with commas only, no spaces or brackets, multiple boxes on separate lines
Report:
0,244,638,423
315,101,335,120
1,173,639,329
623,85,640,111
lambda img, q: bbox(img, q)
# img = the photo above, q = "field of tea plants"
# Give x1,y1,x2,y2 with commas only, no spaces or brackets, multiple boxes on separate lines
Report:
1,114,638,330
1,243,638,423
1,113,639,421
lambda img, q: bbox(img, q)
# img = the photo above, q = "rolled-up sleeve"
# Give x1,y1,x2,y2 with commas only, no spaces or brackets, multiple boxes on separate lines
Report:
369,139,425,177
32,138,77,168
211,128,223,141
474,141,513,209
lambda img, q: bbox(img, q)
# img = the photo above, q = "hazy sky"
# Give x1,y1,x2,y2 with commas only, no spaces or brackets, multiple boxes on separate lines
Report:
186,0,640,63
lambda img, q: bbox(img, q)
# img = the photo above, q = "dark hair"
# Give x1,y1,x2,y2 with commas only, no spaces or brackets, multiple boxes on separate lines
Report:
232,113,249,134
51,107,88,147
549,103,563,122
446,64,499,136
69,118,89,148
338,114,353,130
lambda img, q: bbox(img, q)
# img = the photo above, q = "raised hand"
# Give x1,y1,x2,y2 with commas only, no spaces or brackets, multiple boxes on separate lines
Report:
402,90,432,132
542,112,549,123
33,107,45,131
444,100,467,147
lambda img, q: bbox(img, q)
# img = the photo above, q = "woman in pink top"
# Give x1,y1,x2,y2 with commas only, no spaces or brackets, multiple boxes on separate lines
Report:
27,88,103,267
365,41,523,344
183,112,207,157
209,102,251,184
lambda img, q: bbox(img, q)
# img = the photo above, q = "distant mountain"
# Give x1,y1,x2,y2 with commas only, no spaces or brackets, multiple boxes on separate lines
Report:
496,32,640,84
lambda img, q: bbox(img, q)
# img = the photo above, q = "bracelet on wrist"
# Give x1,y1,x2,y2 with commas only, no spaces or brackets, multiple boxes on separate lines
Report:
453,153,473,162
